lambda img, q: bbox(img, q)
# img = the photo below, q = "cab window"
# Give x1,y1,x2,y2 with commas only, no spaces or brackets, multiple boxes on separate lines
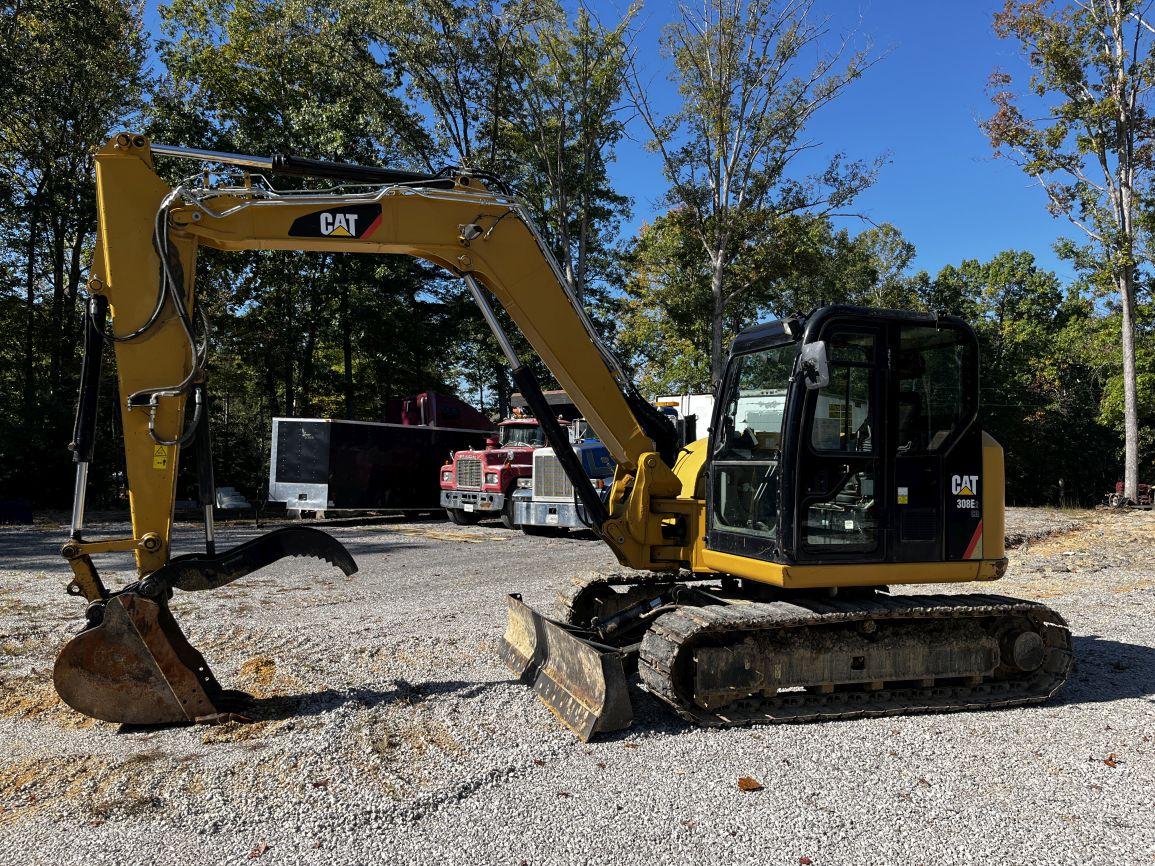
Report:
810,333,875,453
710,342,796,540
896,326,977,453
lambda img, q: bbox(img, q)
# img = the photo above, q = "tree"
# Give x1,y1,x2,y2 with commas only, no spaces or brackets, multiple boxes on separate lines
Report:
628,0,883,382
0,0,146,504
933,251,1115,503
150,0,462,496
508,4,635,303
983,0,1154,500
617,209,912,395
369,0,551,173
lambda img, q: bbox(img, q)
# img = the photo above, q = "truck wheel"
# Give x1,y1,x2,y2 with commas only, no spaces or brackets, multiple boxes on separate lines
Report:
446,508,480,525
499,497,518,530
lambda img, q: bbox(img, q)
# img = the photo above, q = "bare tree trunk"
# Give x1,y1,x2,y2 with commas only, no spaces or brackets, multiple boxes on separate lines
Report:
710,258,726,385
1119,268,1140,500
340,282,354,418
495,367,511,419
22,191,43,416
49,210,67,392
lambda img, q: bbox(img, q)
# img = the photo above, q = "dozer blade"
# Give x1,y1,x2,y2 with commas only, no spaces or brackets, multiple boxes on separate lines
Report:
54,528,357,725
499,593,633,741
53,592,234,724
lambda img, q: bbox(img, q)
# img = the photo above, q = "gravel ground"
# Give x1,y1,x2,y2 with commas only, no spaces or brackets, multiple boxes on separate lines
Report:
0,506,1152,865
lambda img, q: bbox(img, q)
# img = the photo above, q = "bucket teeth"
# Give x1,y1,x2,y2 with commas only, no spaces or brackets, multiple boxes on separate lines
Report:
500,594,633,741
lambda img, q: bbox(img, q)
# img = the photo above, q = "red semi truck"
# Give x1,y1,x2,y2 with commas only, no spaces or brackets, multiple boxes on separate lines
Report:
439,417,552,526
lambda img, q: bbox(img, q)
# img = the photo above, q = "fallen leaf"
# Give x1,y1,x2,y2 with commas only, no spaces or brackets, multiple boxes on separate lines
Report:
311,779,329,788
800,857,813,865
557,791,570,798
596,762,606,769
533,759,546,766
249,840,269,859
623,743,639,749
737,776,763,792
1104,754,1120,768
917,777,931,787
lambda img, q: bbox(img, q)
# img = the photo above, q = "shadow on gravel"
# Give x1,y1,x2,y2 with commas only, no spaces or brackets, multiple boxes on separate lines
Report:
1056,635,1155,706
0,529,71,571
244,677,516,720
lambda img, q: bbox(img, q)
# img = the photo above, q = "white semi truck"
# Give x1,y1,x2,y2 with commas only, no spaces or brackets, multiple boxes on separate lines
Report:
512,420,615,534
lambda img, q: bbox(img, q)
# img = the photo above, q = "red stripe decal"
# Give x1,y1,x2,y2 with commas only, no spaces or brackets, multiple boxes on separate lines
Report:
361,214,382,238
964,520,984,559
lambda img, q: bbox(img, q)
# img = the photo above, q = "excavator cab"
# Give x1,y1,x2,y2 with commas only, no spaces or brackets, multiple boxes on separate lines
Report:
706,307,985,568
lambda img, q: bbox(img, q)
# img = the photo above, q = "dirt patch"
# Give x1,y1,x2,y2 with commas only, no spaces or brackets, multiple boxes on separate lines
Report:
0,676,98,729
238,655,278,690
1004,509,1155,598
389,527,494,544
1004,508,1090,548
200,719,275,745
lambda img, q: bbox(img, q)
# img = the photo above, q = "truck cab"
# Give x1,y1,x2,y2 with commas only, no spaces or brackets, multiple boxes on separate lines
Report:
512,419,616,535
439,418,549,526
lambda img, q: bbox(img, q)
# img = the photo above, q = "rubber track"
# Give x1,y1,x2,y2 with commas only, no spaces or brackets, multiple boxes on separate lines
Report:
638,593,1072,726
555,569,681,626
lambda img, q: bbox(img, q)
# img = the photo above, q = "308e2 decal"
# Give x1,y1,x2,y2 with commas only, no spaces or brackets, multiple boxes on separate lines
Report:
951,473,979,509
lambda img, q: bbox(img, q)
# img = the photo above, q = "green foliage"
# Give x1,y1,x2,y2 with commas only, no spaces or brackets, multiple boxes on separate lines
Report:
629,0,885,378
0,0,146,505
0,0,1144,513
617,210,913,394
983,0,1154,496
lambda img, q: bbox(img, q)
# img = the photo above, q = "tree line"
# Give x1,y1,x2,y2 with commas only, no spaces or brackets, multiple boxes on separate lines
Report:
0,0,1151,511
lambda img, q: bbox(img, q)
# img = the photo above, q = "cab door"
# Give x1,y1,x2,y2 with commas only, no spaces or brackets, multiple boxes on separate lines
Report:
794,327,886,562
704,339,798,562
888,322,980,562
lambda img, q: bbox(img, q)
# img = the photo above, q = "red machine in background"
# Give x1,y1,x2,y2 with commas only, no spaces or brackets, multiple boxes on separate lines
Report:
439,417,555,526
1107,480,1154,509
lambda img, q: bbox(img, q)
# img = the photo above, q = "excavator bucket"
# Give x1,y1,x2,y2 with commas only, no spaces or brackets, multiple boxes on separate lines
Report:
499,593,633,741
54,593,237,724
54,527,357,725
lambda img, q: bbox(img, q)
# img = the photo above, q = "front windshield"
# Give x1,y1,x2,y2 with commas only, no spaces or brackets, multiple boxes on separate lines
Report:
711,341,797,541
720,343,796,454
502,424,545,447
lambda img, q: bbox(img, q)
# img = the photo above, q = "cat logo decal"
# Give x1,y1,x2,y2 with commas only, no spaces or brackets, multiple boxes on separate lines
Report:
289,203,382,239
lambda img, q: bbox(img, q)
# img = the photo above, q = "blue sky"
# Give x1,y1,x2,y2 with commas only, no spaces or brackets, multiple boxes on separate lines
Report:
604,0,1071,280
143,0,1072,281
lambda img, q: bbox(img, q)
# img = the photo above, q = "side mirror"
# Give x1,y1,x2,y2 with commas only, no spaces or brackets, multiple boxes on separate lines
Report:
800,341,830,390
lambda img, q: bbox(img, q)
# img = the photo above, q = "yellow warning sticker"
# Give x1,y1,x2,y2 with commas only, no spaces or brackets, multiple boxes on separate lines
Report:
152,445,169,470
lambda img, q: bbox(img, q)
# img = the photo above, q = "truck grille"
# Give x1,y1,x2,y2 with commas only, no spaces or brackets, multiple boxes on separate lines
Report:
456,457,483,489
534,452,572,500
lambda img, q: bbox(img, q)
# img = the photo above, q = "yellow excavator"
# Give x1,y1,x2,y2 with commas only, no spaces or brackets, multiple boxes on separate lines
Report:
54,133,1071,738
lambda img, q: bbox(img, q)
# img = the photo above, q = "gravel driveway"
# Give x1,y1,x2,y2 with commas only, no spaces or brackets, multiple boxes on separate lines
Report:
0,506,1151,865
